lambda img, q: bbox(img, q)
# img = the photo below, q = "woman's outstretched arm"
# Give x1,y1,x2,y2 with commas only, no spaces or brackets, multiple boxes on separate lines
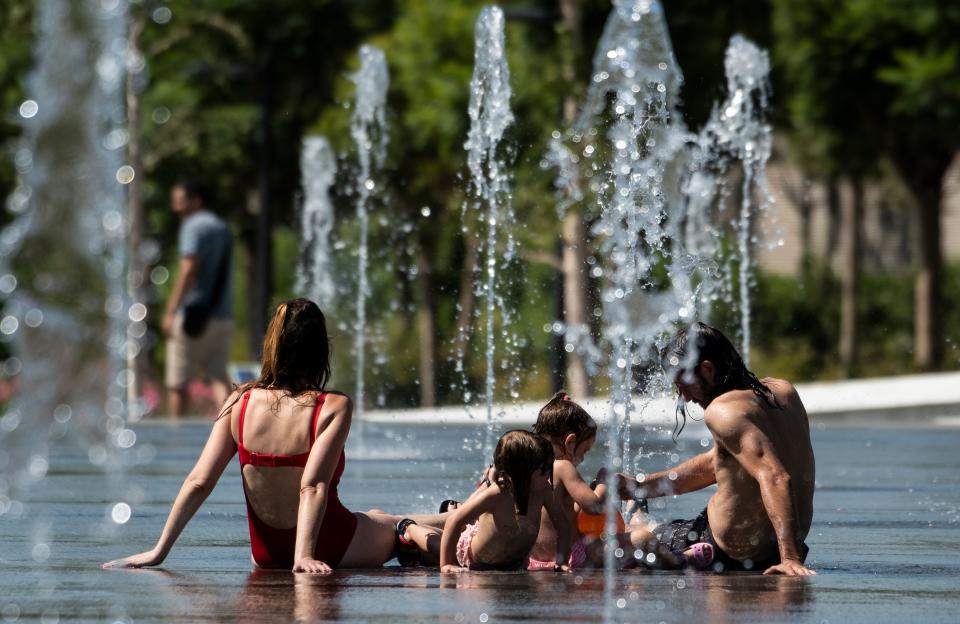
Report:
102,397,239,569
292,394,353,574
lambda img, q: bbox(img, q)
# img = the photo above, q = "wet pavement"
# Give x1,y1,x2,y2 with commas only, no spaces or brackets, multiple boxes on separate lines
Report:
2,420,959,622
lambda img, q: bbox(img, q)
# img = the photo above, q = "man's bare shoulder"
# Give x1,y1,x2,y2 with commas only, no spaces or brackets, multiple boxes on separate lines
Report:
703,387,774,437
703,394,751,435
761,377,798,396
705,389,758,418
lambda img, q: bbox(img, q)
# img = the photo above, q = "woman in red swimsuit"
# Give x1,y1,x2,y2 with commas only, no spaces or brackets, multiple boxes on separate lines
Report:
103,299,444,573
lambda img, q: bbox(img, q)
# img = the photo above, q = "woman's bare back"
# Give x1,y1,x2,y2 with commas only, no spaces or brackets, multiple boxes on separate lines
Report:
232,389,333,528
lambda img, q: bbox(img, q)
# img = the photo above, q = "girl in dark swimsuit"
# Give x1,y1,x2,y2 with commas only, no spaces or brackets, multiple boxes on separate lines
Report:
103,299,445,573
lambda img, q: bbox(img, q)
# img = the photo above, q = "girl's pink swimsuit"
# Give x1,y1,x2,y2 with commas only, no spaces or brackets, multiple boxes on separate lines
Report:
237,391,358,568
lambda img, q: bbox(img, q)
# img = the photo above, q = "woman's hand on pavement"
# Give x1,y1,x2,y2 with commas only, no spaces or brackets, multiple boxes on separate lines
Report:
102,548,164,569
293,557,332,574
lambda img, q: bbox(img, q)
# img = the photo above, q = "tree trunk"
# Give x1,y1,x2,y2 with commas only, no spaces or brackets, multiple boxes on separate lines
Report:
821,175,841,298
914,189,942,370
416,240,436,407
243,192,260,359
562,212,590,397
893,149,949,372
839,176,863,376
252,64,273,354
126,17,147,417
825,176,841,261
558,0,590,398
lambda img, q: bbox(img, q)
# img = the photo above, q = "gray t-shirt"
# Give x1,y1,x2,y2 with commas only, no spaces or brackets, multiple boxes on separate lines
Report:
178,210,232,319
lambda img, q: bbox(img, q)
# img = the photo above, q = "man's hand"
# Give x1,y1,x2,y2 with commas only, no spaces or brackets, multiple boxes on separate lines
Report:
102,548,164,569
292,557,332,574
763,559,816,576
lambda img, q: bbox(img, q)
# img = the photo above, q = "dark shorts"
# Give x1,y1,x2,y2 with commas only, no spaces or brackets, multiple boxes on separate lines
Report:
652,508,809,573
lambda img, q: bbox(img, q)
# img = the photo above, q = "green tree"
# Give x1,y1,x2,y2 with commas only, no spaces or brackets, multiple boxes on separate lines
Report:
773,0,960,371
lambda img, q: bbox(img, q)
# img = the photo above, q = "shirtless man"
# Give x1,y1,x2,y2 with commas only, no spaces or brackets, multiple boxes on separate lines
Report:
626,322,816,576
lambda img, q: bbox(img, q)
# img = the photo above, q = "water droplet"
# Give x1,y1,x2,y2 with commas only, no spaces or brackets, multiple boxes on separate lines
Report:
150,265,170,285
616,598,627,608
19,100,38,119
0,275,17,295
152,6,172,24
111,502,132,524
103,129,129,151
32,543,50,562
53,405,72,424
88,445,107,466
24,309,43,328
127,303,147,323
151,106,171,125
28,455,48,478
103,210,123,232
116,166,135,185
2,358,21,376
14,148,32,172
0,316,19,335
116,429,136,449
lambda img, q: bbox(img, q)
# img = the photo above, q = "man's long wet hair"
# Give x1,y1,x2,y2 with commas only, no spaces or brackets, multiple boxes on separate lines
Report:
666,322,779,439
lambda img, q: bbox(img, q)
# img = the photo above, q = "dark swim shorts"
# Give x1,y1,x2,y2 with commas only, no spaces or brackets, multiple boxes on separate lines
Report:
652,508,809,572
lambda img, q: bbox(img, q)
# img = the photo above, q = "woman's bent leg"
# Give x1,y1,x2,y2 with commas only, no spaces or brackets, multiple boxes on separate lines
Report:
336,512,397,568
364,510,448,530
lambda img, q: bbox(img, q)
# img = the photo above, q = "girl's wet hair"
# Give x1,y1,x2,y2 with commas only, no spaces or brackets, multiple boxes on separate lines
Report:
493,430,554,516
219,299,331,416
665,322,778,438
533,391,597,446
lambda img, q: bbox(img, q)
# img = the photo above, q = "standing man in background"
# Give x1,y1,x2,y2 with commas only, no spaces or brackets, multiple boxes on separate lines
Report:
162,180,233,417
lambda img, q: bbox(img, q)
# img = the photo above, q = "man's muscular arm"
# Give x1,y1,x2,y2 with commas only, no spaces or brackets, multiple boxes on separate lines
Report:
620,447,717,500
708,405,815,576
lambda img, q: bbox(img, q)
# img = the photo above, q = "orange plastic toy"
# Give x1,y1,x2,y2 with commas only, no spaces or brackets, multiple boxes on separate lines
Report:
577,509,626,539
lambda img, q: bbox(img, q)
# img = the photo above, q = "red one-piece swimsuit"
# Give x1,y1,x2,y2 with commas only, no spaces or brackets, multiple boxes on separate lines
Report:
237,391,358,568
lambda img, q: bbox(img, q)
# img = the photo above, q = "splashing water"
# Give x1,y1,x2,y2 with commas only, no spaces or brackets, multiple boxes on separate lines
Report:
461,6,518,464
296,136,337,309
0,0,130,543
573,1,774,617
688,35,772,365
576,0,690,603
350,45,389,426
542,130,584,219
